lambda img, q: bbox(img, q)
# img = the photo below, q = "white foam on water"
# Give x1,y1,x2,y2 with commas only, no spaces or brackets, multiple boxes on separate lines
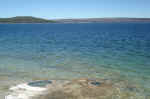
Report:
5,83,47,99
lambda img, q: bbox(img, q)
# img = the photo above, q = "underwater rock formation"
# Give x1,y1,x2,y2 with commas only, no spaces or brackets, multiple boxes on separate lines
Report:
6,80,53,99
34,78,116,99
6,78,146,99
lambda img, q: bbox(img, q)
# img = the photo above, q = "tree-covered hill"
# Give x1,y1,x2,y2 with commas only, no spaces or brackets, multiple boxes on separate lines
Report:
0,16,55,23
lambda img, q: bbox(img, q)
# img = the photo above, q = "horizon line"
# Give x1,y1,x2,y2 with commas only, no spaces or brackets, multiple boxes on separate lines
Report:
1,16,150,20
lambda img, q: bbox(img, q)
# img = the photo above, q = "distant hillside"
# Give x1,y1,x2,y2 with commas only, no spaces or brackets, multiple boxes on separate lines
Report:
55,18,150,23
0,16,55,23
1,16,150,23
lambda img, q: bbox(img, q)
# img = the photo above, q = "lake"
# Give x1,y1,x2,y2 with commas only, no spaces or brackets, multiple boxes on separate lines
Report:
0,23,150,98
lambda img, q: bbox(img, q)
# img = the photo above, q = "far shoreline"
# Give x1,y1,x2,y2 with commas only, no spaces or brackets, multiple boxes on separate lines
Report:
1,16,150,24
1,21,150,24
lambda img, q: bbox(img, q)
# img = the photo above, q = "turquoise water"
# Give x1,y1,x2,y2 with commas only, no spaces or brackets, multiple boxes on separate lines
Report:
0,23,150,98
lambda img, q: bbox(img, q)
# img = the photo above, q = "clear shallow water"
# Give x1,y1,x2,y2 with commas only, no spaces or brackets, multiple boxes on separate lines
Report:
0,23,150,98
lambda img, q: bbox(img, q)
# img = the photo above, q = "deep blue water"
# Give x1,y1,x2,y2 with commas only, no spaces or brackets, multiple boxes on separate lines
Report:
0,23,150,97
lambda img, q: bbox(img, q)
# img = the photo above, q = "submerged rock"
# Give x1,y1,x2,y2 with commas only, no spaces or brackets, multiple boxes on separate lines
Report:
5,80,70,99
6,78,145,99
34,78,114,99
6,80,54,99
90,81,101,86
28,80,52,87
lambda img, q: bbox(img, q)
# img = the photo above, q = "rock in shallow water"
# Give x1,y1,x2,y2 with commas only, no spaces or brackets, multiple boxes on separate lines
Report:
34,78,114,99
6,78,145,99
28,80,52,87
90,81,101,86
5,80,70,99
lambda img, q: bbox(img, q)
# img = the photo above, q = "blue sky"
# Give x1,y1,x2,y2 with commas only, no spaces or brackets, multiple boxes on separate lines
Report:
0,0,150,19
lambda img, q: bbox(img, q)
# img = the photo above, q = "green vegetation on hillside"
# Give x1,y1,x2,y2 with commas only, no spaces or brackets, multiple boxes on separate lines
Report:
0,16,55,23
